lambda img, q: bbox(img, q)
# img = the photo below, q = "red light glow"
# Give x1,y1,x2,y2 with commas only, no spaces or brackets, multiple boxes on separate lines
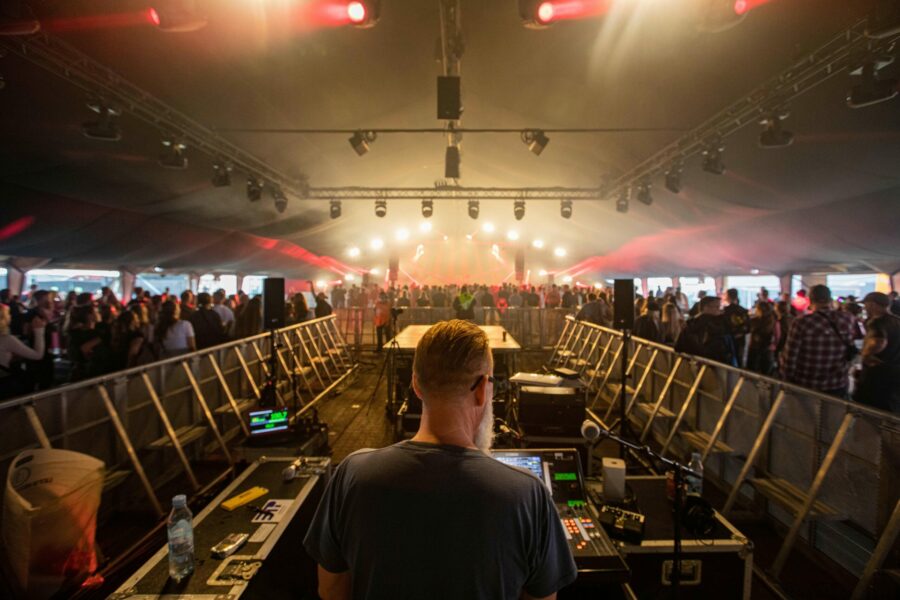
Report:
148,7,160,26
537,2,555,23
0,216,36,242
347,1,367,23
40,10,160,32
533,1,612,25
734,0,775,16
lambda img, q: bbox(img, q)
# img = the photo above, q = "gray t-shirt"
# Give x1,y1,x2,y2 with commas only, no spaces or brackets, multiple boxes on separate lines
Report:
304,441,577,600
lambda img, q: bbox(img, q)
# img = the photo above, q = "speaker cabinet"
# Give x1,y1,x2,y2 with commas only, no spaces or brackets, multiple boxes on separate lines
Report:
614,279,635,331
437,76,461,120
263,277,285,329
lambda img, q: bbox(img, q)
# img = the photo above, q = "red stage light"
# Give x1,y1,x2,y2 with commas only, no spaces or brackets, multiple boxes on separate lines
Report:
147,7,160,26
734,0,748,15
733,0,774,16
347,1,366,23
537,2,555,23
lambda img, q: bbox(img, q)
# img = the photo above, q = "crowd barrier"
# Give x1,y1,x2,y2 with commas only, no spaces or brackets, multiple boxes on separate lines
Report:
550,316,900,597
0,316,357,518
332,305,577,349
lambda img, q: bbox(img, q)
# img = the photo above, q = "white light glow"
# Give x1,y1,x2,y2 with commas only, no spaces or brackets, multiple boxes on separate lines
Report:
507,230,519,241
594,282,603,289
554,247,567,257
395,228,410,241
370,268,381,275
563,275,573,283
316,280,326,289
370,238,384,250
348,246,361,258
482,222,495,233
532,239,545,249
466,234,473,240
345,274,355,281
539,270,548,276
419,221,432,233
750,268,760,275
443,235,449,241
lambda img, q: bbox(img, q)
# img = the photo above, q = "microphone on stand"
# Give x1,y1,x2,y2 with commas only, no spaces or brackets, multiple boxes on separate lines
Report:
580,419,602,442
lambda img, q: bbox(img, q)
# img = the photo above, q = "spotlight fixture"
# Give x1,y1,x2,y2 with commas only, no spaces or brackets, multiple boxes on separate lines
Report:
513,199,526,221
560,198,573,219
445,145,461,179
616,188,629,214
246,177,263,202
211,161,232,187
329,199,342,219
82,102,121,141
521,129,550,155
847,59,898,108
636,180,653,206
758,110,794,148
272,186,288,213
468,199,480,220
421,198,434,218
532,239,545,249
701,143,726,175
518,0,556,28
148,2,208,33
348,130,377,156
159,138,187,169
664,161,683,194
374,199,387,218
347,0,381,28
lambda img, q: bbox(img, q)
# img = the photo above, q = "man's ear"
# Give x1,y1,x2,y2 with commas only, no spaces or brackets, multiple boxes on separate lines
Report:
473,377,489,408
411,372,424,402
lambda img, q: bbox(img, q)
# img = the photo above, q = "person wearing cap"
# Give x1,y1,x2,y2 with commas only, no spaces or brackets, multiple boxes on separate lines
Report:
854,292,900,413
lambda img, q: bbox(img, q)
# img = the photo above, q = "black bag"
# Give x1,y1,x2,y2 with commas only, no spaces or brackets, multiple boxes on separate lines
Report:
820,312,859,362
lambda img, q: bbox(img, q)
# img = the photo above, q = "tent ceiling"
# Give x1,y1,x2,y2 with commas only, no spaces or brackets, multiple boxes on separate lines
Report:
1,0,898,281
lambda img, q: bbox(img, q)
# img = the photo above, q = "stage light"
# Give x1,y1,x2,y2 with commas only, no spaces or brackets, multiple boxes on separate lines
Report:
507,230,520,241
468,199,480,219
446,146,461,179
616,188,629,213
636,180,653,206
521,129,550,155
514,199,526,221
733,0,775,17
518,1,554,28
421,199,434,218
419,221,433,233
664,162,683,194
554,247,567,257
159,138,187,169
848,60,898,108
211,161,231,187
345,273,356,281
395,228,410,241
370,238,384,250
466,234,473,240
482,222,495,233
247,177,263,201
701,143,726,175
758,111,794,148
562,275,573,283
330,200,342,219
82,102,121,141
272,186,288,213
532,239,545,249
349,130,377,156
539,269,548,276
443,235,449,241
374,199,387,218
316,279,326,289
560,199,573,219
348,246,361,257
370,267,381,275
149,2,208,33
750,268,760,275
347,2,366,23
347,0,380,28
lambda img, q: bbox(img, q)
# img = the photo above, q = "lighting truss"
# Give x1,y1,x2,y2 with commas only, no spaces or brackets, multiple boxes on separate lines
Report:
304,187,602,200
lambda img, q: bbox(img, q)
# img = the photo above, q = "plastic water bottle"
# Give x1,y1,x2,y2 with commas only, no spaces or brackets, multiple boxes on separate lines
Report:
167,494,194,582
686,452,704,497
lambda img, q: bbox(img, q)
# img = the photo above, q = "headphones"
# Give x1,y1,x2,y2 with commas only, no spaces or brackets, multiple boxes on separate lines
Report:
681,495,716,537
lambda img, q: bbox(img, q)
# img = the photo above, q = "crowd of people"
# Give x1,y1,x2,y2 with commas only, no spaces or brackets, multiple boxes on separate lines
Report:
0,285,329,399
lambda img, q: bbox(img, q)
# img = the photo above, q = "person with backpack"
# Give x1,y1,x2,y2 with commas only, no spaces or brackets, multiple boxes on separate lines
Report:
675,296,735,365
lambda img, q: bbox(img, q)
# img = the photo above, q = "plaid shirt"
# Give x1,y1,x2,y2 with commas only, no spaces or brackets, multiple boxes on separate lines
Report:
781,308,855,391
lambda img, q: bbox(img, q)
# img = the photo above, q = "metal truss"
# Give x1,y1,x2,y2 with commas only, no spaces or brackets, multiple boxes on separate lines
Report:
0,32,309,197
606,17,900,198
306,187,603,200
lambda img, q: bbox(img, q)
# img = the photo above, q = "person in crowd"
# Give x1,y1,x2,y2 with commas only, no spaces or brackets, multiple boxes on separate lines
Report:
508,287,523,308
374,292,392,351
660,303,684,345
0,304,45,399
179,290,196,320
688,290,707,318
66,304,106,381
781,285,856,398
674,287,690,314
304,320,577,599
675,296,735,364
332,284,346,310
890,291,900,315
396,290,411,308
189,292,227,350
723,288,750,367
575,294,605,327
431,286,447,308
212,289,235,336
234,296,263,338
453,285,477,321
99,286,120,309
854,292,900,413
417,289,432,307
792,289,811,314
154,300,196,356
110,308,146,370
633,300,664,343
774,300,793,364
23,290,59,389
315,292,334,318
561,285,577,309
545,284,561,309
747,301,778,375
292,293,310,324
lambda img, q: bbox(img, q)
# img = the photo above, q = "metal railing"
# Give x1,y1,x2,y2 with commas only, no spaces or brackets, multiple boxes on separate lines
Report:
0,316,357,518
551,316,900,596
332,306,577,349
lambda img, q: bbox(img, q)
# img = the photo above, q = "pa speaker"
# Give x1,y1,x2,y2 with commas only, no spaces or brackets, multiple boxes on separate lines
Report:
263,277,285,329
613,279,635,331
437,76,461,120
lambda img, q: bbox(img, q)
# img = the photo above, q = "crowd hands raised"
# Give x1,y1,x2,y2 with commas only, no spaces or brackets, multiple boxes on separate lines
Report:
0,285,329,400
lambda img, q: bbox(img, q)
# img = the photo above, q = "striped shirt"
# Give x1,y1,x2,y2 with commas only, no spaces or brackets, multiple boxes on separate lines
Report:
781,308,855,392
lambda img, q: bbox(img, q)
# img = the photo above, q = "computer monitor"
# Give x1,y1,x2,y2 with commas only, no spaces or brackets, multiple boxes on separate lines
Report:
248,408,290,436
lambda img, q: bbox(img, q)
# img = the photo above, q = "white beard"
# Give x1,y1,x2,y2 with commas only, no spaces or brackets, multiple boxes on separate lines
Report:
473,398,494,454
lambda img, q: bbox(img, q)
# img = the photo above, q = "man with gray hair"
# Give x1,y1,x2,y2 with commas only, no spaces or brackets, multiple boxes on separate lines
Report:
304,319,577,600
